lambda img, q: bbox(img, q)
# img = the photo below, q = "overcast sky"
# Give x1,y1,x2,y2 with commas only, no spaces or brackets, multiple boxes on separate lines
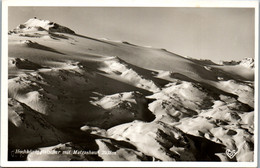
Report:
8,7,255,62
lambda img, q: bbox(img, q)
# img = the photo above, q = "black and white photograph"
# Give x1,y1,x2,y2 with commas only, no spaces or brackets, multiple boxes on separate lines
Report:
1,0,259,167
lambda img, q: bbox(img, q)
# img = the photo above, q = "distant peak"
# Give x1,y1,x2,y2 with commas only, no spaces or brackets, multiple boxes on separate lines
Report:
9,17,76,35
240,57,254,69
219,57,254,69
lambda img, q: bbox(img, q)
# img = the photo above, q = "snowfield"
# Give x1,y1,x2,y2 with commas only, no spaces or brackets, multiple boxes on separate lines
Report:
8,18,255,161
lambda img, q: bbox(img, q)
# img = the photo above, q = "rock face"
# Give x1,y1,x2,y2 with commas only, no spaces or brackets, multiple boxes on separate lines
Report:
7,18,255,162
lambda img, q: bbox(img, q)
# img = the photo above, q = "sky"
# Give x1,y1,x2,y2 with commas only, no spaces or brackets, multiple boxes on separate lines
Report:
8,7,255,62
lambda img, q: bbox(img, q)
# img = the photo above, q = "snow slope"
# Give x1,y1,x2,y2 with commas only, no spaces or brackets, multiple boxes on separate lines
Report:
7,18,255,162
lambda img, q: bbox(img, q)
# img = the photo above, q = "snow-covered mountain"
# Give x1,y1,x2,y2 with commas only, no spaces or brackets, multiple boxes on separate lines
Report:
8,18,255,162
220,57,255,69
9,17,75,34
